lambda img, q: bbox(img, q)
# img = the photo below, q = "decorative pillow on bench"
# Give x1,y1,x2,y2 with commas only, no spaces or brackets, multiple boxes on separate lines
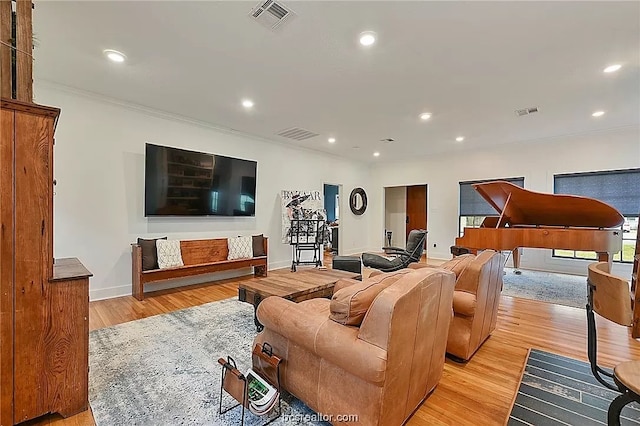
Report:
252,234,266,257
156,239,184,269
137,237,167,271
228,236,253,260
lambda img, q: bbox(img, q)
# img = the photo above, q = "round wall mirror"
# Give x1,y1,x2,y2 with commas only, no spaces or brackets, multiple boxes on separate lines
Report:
349,188,367,215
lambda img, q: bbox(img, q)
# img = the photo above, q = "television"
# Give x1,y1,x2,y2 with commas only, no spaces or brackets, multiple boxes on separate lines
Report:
144,144,257,217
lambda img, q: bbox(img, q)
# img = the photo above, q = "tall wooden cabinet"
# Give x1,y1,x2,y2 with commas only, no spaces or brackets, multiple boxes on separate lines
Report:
0,99,92,425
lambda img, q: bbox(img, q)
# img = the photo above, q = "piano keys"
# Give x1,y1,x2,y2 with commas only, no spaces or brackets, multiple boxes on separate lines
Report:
455,181,624,272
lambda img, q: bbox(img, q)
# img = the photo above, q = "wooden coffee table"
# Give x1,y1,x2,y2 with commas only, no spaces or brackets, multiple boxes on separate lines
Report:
238,268,362,331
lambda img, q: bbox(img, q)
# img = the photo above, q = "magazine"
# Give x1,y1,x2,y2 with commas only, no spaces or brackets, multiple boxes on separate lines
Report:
245,368,279,415
249,392,279,416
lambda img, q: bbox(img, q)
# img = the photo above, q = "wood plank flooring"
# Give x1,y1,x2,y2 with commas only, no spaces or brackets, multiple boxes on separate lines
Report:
25,262,640,426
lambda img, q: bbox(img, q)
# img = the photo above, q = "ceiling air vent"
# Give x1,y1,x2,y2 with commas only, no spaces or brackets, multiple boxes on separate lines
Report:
277,127,319,141
515,106,539,117
250,0,296,31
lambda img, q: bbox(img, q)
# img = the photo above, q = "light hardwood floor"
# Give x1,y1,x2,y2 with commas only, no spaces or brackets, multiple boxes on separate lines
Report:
26,263,640,426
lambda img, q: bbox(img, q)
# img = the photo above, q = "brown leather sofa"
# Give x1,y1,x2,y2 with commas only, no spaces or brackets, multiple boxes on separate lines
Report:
410,250,503,361
253,268,456,425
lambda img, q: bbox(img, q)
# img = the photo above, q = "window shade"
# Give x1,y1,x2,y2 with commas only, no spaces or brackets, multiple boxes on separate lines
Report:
459,177,524,216
554,169,640,216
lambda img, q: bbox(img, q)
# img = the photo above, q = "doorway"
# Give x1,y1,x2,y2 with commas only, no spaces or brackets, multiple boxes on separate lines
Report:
323,183,341,254
384,184,427,251
406,185,427,239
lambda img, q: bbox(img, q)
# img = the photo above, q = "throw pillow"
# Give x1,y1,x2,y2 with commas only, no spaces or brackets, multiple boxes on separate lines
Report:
330,270,412,326
156,239,184,269
228,236,253,260
137,237,167,271
252,234,266,257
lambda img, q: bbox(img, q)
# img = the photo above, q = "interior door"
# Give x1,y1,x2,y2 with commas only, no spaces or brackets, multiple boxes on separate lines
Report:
406,185,427,238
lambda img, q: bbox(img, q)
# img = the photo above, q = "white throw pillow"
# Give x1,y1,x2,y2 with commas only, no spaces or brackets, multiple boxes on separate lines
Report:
228,236,253,260
156,239,184,269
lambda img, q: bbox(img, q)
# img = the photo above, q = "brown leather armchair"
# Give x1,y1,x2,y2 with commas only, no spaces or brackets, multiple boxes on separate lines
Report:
253,268,456,425
410,250,503,361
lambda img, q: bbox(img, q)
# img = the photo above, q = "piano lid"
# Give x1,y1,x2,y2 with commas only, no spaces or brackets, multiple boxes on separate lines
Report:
473,181,624,228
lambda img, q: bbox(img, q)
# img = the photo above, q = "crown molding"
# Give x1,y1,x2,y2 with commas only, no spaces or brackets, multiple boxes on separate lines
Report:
34,79,368,165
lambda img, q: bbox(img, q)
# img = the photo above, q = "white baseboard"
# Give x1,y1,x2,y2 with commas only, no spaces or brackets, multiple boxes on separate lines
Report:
90,261,295,301
339,247,369,257
90,285,134,301
268,259,292,270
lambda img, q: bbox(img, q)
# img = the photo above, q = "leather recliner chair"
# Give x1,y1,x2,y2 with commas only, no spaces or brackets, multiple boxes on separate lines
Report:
253,268,456,425
361,229,427,272
410,250,503,361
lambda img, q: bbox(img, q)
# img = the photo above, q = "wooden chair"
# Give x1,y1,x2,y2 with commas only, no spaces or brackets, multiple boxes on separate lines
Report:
587,262,640,425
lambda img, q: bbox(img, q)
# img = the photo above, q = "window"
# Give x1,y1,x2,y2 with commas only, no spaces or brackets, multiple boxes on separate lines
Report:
553,168,640,263
210,191,219,212
240,194,254,212
459,177,525,236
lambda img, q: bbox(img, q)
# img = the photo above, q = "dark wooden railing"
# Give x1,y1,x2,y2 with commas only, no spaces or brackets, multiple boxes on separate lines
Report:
1,0,33,101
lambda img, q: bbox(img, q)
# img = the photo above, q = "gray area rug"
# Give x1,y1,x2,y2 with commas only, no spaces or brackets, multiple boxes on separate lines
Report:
89,298,327,426
509,349,640,425
502,268,587,309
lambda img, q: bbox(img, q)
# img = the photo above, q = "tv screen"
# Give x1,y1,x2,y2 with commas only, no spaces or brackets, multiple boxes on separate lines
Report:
144,144,257,217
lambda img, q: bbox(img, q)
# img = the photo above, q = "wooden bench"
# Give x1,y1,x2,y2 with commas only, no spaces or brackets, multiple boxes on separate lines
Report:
131,237,268,301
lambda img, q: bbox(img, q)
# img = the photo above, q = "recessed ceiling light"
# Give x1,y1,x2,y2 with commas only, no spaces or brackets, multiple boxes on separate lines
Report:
373,152,380,157
419,112,432,121
359,31,376,47
603,64,622,73
328,137,336,143
456,136,465,142
103,49,126,63
592,111,605,117
242,99,254,108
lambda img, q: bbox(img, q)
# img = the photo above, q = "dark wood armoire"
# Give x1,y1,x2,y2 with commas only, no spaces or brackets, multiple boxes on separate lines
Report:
0,98,92,425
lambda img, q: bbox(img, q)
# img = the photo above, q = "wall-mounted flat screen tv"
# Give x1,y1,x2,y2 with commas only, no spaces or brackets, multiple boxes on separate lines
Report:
145,144,257,217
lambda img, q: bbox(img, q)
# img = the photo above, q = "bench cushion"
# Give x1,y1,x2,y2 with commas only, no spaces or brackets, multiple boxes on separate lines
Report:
142,256,267,275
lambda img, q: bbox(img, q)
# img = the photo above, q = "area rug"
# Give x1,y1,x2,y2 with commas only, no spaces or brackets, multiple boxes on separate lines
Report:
89,298,328,425
508,349,640,425
502,268,587,309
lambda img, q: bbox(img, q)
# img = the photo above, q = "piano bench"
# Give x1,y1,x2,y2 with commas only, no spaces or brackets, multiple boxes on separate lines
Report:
451,246,472,257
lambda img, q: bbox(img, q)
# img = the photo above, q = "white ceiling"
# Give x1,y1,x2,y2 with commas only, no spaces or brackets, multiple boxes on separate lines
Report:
33,1,640,162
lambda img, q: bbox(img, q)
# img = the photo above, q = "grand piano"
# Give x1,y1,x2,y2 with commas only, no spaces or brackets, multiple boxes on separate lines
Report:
455,181,624,272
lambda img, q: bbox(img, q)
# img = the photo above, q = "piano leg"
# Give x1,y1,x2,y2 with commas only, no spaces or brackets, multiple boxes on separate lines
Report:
597,252,612,273
512,248,522,275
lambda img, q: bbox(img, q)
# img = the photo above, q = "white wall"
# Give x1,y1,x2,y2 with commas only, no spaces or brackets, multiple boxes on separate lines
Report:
384,186,407,248
370,126,640,277
36,83,371,300
31,82,639,300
